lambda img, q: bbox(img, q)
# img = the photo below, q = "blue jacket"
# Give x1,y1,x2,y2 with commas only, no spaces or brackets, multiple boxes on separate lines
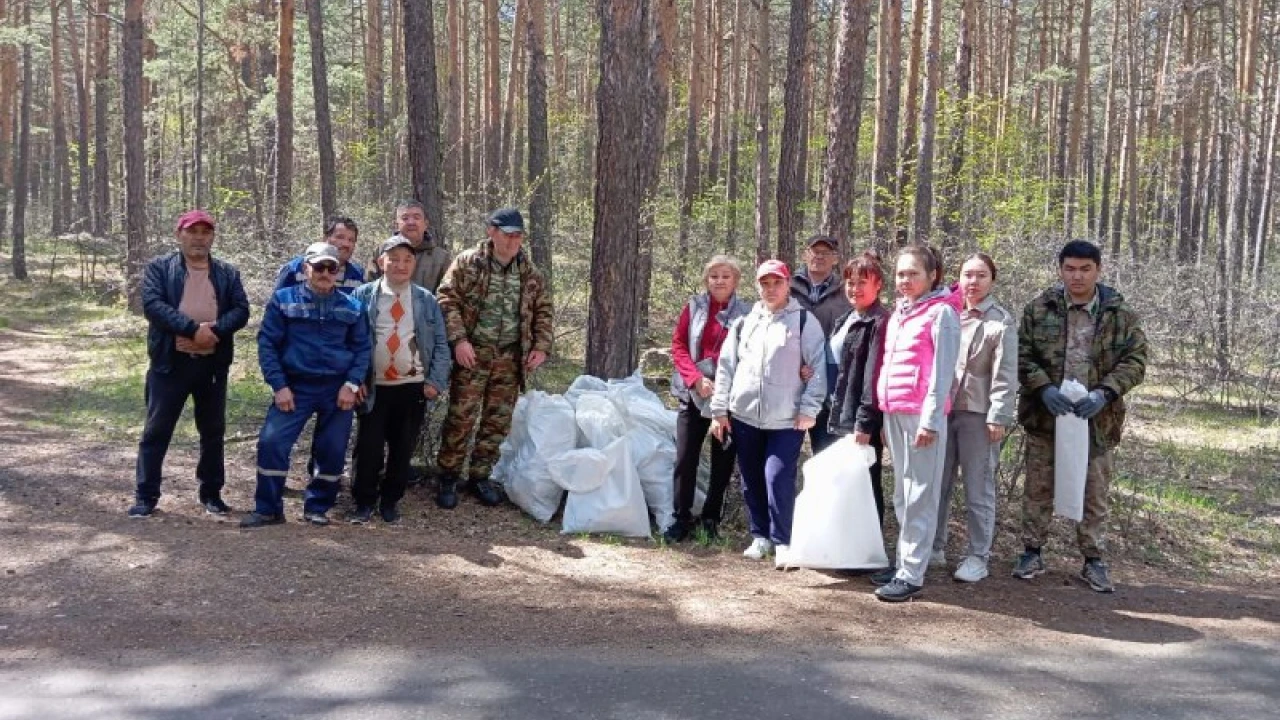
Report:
273,256,365,295
351,279,452,414
142,251,250,373
258,284,371,391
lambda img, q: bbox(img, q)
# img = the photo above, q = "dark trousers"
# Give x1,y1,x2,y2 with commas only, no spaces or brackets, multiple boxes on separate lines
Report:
253,377,353,516
807,403,837,454
134,355,228,504
353,382,427,509
671,401,736,526
867,434,885,527
731,418,805,546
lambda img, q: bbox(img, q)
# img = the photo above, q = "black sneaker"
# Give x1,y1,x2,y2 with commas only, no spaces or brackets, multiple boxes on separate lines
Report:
127,501,156,518
201,498,232,516
302,511,331,526
436,478,459,510
471,479,504,507
239,512,285,528
875,578,923,603
662,521,690,544
869,566,897,587
380,503,401,524
1012,550,1046,579
348,505,375,524
1081,559,1115,593
698,518,720,541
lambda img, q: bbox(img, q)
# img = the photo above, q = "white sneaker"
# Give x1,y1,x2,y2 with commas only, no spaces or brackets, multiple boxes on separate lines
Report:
953,555,989,583
929,548,947,568
742,537,774,560
774,544,791,570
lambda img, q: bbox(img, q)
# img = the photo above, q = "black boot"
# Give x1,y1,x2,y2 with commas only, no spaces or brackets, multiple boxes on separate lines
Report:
436,477,459,510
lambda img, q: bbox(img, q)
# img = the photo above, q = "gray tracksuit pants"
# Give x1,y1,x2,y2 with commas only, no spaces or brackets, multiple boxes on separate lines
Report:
885,412,948,587
933,411,1001,560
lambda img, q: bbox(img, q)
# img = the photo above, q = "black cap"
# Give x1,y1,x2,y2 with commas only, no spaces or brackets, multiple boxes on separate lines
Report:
378,235,415,257
807,235,839,251
487,207,525,234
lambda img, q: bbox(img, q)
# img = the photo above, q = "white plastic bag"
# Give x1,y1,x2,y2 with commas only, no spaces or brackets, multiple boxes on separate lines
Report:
561,438,652,537
575,392,629,449
548,447,611,494
564,375,609,407
628,428,677,532
1054,379,1091,522
787,436,889,570
496,392,577,523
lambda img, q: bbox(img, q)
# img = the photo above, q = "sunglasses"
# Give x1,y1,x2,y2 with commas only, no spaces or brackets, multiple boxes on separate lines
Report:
310,263,340,274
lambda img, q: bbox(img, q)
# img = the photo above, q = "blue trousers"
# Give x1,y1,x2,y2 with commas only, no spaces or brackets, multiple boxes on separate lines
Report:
134,355,227,504
730,418,804,546
254,377,352,516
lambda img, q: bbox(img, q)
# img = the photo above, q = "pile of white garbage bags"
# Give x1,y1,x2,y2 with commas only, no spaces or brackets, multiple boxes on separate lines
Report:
492,372,677,537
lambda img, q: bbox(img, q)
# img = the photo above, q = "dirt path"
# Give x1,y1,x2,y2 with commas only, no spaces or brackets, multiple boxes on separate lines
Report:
1,326,1277,665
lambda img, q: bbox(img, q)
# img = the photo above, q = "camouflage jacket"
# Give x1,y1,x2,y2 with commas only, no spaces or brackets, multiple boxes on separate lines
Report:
1017,283,1148,451
437,240,554,387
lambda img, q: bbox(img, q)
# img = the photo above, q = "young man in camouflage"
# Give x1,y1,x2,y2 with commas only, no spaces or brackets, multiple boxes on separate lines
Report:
434,208,554,509
1013,240,1147,592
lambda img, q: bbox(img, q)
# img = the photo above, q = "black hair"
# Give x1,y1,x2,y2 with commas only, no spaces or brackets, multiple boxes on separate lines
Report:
324,215,358,240
395,199,426,215
964,252,998,281
1058,239,1102,266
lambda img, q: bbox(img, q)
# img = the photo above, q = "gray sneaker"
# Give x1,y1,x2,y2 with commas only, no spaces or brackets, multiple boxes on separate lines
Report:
1011,551,1046,579
1081,559,1115,593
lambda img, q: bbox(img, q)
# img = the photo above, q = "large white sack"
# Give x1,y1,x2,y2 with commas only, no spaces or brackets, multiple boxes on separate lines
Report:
576,392,629,449
1054,379,1091,522
496,392,577,523
561,437,652,537
564,375,609,407
628,428,677,532
548,447,611,494
787,436,889,570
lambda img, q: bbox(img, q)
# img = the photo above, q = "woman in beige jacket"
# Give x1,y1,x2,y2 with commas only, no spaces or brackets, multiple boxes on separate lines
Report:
932,253,1019,583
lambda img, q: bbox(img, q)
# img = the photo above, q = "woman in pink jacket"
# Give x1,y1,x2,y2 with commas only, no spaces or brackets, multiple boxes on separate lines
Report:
870,246,962,602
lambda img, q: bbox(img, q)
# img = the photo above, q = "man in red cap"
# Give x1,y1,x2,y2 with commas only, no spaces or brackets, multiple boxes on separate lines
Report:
129,210,250,518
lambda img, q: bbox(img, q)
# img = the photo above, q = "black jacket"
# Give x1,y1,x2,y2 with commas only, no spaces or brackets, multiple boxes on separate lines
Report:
142,251,250,373
827,302,889,437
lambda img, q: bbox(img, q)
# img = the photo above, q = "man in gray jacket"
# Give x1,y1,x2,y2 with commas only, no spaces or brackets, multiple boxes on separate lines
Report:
790,235,851,453
712,260,827,566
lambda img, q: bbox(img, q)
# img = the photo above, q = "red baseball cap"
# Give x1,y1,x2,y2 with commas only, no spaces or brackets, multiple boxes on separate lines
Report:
175,209,216,232
755,259,791,281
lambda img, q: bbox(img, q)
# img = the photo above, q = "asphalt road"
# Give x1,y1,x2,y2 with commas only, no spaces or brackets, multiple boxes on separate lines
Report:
2,638,1276,719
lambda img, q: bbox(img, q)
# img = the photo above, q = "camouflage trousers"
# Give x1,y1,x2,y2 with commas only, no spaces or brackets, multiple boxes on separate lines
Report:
437,345,521,481
1021,433,1114,558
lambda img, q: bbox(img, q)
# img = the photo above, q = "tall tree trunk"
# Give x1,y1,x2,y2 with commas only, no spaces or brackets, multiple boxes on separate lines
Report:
402,0,446,247
1097,0,1121,243
10,0,33,277
776,0,810,263
122,0,147,306
677,0,707,280
0,0,16,248
635,0,677,342
501,0,529,192
460,0,473,193
911,0,943,245
871,0,902,249
50,0,70,236
92,0,111,235
995,0,1018,148
64,0,92,229
192,0,206,207
753,0,772,264
1252,64,1279,285
365,0,385,130
484,0,501,197
306,0,336,219
819,0,872,247
724,0,746,248
527,0,552,285
445,0,461,197
897,0,926,240
587,0,652,379
1174,0,1197,263
707,0,726,186
1063,0,1092,234
273,0,295,245
938,0,973,246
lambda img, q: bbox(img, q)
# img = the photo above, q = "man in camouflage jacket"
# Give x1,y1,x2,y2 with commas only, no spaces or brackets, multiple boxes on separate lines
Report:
1013,240,1148,593
434,207,554,509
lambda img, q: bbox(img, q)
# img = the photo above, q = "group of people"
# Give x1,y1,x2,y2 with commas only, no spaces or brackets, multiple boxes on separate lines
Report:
666,237,1147,602
127,203,1147,604
129,201,552,529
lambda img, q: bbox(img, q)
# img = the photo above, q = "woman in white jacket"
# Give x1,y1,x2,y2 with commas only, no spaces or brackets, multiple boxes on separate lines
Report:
711,260,827,567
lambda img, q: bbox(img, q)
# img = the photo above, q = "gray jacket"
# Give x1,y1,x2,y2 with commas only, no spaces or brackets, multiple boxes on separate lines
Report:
710,298,827,430
951,291,1019,426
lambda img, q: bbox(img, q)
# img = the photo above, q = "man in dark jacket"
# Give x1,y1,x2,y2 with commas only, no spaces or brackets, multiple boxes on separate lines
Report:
129,210,250,518
790,235,852,453
273,215,365,295
1012,240,1148,593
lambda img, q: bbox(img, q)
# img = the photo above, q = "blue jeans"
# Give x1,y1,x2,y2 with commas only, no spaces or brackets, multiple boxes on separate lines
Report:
134,355,228,505
730,418,804,546
253,377,353,516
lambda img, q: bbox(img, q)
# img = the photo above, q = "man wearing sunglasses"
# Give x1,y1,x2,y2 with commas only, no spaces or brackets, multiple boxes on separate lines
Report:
242,243,371,528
